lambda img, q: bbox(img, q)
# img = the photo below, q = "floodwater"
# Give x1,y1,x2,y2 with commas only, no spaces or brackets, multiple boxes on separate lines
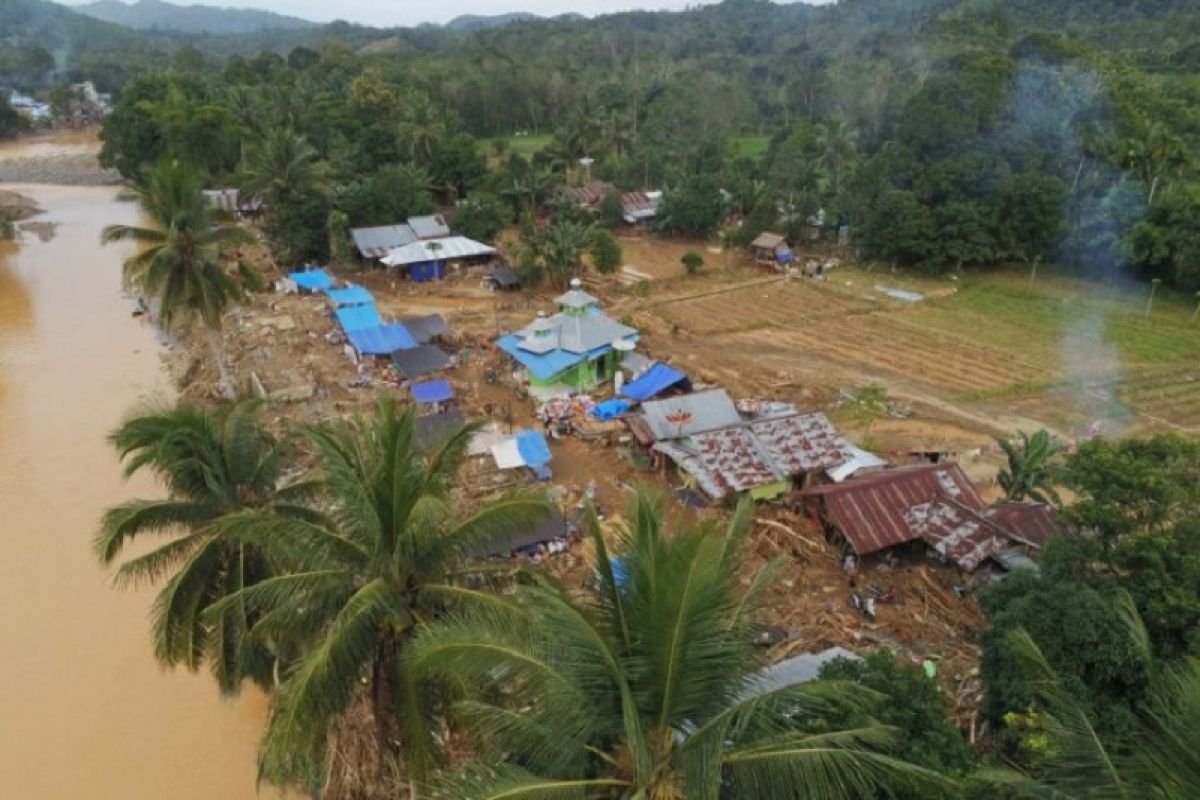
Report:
0,181,272,798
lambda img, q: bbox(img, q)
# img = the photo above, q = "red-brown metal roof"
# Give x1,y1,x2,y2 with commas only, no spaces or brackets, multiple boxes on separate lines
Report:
906,495,1012,572
983,501,1059,548
801,463,985,556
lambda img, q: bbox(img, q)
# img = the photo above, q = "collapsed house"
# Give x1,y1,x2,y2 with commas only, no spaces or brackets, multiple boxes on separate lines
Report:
626,389,878,502
621,191,662,224
800,463,1058,571
496,278,639,394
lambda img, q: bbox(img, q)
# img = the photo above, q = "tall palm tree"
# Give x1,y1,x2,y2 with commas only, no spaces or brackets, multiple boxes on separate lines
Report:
398,93,447,162
102,159,257,397
239,127,328,210
981,593,1200,798
997,429,1063,505
96,399,320,693
207,397,552,792
410,490,948,799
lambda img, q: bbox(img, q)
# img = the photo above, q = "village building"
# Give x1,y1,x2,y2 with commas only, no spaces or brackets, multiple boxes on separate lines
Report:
800,462,1058,572
621,191,662,224
750,232,795,267
381,235,497,281
626,389,873,502
349,214,453,262
496,278,639,395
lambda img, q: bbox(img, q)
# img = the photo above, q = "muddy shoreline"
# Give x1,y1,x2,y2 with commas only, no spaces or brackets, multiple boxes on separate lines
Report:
0,130,121,186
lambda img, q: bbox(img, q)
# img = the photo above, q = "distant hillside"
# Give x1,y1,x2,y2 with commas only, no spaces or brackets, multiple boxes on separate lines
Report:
444,12,541,32
74,0,318,34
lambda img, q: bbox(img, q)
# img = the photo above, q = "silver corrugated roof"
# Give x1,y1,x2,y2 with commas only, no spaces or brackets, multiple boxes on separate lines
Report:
382,236,496,267
351,224,417,258
408,214,451,239
640,389,742,441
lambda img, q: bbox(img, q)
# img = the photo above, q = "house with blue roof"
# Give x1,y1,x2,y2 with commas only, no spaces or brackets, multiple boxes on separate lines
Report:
496,278,639,394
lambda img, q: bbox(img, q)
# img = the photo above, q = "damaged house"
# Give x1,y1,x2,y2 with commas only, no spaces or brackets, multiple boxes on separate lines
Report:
627,390,878,502
800,463,1058,572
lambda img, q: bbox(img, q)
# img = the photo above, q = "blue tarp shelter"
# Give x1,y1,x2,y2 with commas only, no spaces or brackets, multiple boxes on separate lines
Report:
621,363,688,402
326,285,375,307
289,269,335,292
346,323,417,356
777,250,796,264
590,398,630,420
411,379,454,404
335,304,384,333
515,430,553,468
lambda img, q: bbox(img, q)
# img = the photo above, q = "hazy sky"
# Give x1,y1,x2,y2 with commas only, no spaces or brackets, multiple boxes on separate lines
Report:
55,0,803,27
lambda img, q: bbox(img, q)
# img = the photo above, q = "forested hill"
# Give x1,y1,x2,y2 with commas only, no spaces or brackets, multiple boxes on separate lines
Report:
74,0,318,35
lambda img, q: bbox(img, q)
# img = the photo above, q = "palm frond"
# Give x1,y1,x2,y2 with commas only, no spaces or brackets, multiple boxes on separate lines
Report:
95,499,220,563
430,764,628,800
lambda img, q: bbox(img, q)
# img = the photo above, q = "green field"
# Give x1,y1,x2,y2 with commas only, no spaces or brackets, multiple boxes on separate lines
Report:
731,135,771,159
494,134,553,158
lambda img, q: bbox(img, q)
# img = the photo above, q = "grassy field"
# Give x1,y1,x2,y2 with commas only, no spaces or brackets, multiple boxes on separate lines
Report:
642,263,1200,436
493,133,553,158
731,135,771,159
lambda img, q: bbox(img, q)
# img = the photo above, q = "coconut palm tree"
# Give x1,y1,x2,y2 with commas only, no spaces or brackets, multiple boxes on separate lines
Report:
997,429,1063,505
410,490,949,800
101,159,257,397
96,399,320,693
981,593,1200,798
239,127,328,209
206,397,553,792
815,119,859,200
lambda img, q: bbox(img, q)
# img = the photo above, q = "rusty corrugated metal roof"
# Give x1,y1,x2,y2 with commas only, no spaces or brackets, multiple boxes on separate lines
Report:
802,463,984,555
750,412,856,474
983,501,1059,548
906,495,1011,572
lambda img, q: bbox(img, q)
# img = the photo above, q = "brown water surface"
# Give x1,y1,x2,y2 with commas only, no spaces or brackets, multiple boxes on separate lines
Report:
0,183,270,799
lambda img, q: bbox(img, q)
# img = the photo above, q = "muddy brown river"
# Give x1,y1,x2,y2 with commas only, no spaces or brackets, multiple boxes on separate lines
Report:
0,178,271,798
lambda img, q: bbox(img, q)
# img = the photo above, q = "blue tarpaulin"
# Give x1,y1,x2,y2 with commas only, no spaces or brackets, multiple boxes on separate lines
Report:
346,323,417,355
590,398,630,420
335,304,384,332
777,250,796,264
621,363,688,402
289,268,334,292
411,379,454,404
610,557,628,590
408,260,447,283
326,285,375,307
515,430,553,468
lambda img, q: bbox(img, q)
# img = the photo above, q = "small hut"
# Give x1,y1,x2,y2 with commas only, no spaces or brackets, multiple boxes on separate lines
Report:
750,232,793,267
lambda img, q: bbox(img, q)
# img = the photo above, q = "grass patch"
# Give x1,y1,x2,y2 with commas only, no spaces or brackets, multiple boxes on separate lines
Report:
732,135,770,159
494,134,553,158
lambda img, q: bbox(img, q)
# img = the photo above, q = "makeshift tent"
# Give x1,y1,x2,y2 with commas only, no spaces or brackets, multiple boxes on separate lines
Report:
516,430,552,467
400,314,448,344
621,363,688,402
415,409,464,451
325,285,375,307
391,345,452,379
288,268,334,292
411,379,454,405
335,304,383,332
491,430,553,478
346,323,417,356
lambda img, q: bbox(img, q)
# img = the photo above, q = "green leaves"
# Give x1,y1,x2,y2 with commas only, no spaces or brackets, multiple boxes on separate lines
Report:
997,429,1064,505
